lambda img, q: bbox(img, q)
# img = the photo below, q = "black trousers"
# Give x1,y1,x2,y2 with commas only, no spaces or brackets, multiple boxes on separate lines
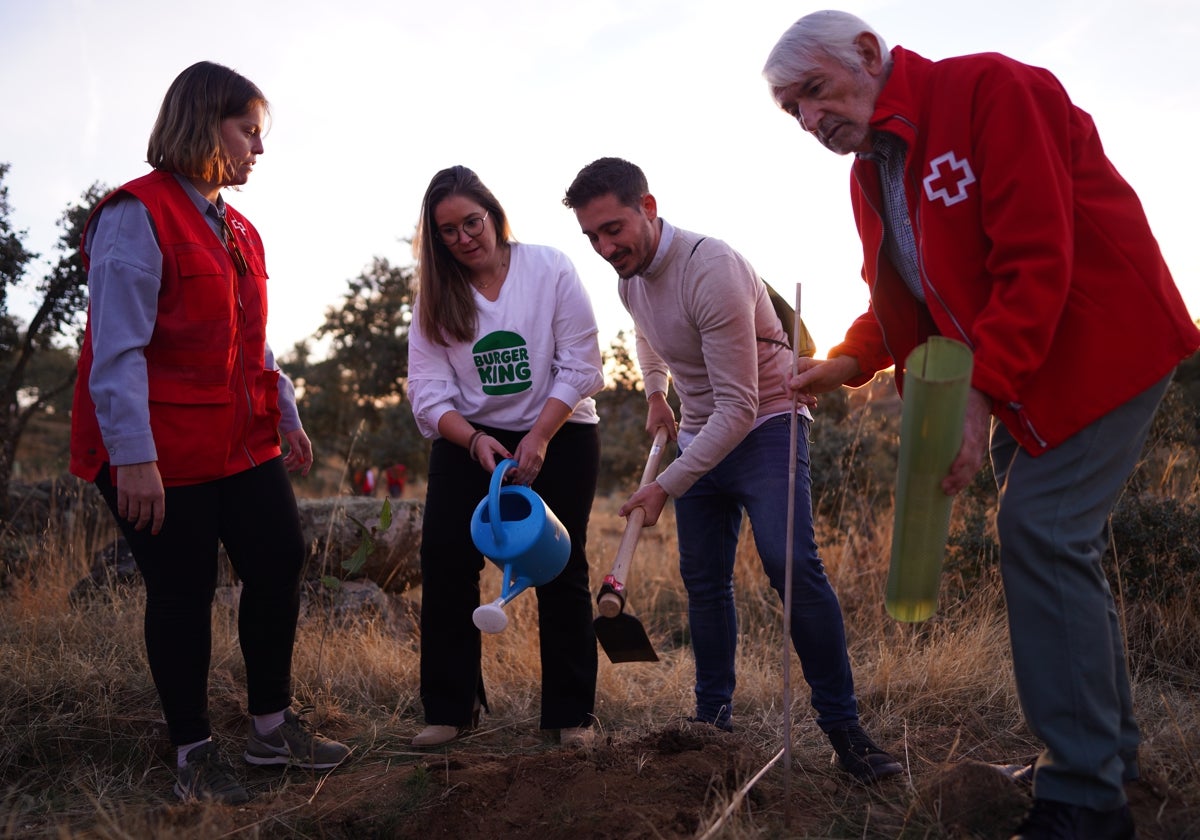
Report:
419,422,600,730
96,457,303,745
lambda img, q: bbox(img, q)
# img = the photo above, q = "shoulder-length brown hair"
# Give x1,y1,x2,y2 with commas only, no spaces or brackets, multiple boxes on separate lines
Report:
146,61,269,184
414,165,513,346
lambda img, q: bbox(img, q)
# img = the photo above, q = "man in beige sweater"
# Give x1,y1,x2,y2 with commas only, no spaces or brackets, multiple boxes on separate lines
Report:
564,157,899,784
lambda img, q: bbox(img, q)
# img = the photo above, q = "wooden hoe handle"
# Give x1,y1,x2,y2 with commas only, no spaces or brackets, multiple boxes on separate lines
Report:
598,427,670,618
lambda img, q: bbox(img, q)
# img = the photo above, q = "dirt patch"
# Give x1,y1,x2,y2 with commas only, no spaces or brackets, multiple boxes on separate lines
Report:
275,725,766,839
13,720,1193,839
195,725,1188,840
104,724,1118,840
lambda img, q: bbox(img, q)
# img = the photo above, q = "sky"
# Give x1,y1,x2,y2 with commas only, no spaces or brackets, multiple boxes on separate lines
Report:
3,0,1198,365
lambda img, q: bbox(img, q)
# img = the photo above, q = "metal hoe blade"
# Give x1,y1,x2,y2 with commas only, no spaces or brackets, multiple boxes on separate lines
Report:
595,612,659,662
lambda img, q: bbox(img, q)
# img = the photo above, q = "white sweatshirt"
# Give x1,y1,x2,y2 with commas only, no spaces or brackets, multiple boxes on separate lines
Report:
407,242,603,437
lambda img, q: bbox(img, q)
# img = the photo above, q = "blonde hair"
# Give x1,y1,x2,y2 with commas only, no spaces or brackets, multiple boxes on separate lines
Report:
146,61,269,183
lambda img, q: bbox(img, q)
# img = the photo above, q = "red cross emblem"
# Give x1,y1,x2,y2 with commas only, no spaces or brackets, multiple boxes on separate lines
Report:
923,151,976,207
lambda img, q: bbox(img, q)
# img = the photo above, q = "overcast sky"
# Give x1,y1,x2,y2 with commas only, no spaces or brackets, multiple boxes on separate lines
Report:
3,0,1197,363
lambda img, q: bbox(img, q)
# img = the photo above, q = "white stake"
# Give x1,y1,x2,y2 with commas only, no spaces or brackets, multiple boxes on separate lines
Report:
782,282,801,819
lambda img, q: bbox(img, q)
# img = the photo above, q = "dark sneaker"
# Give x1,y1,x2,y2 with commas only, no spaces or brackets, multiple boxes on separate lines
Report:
244,708,350,770
174,741,249,804
686,715,734,733
1012,798,1134,839
828,725,903,784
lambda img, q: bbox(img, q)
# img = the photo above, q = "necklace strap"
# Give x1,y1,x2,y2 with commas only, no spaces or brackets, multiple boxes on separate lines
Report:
471,249,509,291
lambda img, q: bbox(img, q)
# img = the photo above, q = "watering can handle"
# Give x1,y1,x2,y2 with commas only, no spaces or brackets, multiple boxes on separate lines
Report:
488,458,520,545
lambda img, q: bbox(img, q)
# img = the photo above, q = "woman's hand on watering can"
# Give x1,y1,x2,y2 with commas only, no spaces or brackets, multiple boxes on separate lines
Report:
476,435,512,473
509,432,550,485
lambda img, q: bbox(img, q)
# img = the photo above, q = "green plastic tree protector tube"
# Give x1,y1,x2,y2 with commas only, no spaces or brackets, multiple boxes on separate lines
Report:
886,336,974,622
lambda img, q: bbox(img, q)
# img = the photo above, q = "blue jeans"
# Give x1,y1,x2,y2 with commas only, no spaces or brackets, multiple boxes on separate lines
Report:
674,414,859,731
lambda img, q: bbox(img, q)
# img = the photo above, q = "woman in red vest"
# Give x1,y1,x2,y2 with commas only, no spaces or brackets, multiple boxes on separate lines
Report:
70,62,348,803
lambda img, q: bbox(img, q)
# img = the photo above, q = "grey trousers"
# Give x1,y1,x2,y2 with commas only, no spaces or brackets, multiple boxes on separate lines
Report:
991,373,1171,810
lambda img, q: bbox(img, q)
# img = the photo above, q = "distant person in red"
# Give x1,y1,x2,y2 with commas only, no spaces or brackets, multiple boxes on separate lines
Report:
68,61,349,804
354,466,377,496
385,463,407,498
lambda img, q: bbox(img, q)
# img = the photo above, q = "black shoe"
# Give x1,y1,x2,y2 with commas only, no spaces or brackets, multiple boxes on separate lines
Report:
828,725,903,784
174,741,249,804
686,715,733,733
1011,798,1134,840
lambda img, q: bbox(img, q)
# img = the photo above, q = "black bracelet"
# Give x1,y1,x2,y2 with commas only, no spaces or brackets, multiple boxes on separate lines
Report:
467,430,487,461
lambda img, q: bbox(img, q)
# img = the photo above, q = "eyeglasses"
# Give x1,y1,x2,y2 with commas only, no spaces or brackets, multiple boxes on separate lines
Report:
436,211,488,245
220,217,249,276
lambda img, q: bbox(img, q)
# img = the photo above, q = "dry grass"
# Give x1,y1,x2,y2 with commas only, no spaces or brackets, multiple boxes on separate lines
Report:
1,475,1198,838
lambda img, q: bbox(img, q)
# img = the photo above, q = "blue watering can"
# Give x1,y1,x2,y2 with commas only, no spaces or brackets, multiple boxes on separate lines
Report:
470,459,571,633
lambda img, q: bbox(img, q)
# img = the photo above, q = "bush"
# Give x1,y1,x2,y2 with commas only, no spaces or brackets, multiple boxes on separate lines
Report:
1106,494,1200,606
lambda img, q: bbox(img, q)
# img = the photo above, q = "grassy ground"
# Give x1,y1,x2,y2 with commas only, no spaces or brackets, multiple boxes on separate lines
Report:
0,464,1197,837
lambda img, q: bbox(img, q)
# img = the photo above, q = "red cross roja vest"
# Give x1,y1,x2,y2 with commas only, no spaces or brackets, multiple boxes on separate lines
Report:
70,171,282,486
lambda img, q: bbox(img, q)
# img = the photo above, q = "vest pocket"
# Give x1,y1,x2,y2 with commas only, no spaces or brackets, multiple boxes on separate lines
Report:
148,379,233,404
148,380,236,483
176,250,235,322
244,368,283,456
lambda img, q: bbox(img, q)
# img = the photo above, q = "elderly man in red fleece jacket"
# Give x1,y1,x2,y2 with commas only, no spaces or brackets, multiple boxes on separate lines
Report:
763,10,1200,840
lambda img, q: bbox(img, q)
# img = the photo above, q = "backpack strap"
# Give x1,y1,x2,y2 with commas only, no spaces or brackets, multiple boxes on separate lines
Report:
685,237,814,356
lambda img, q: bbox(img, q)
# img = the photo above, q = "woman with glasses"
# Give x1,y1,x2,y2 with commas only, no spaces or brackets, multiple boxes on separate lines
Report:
70,61,349,804
407,165,604,748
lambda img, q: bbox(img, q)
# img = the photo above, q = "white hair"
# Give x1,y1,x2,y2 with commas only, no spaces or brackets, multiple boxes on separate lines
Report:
762,10,890,101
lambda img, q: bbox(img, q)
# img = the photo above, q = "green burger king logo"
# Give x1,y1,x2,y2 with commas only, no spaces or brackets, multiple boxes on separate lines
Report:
473,331,533,395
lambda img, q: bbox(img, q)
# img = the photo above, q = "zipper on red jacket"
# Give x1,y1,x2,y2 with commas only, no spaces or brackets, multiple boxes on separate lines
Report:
889,136,1049,450
226,239,259,471
854,141,976,354
859,124,1050,455
851,167,905,369
218,215,260,471
905,167,972,347
881,119,974,349
234,286,259,470
1011,402,1049,450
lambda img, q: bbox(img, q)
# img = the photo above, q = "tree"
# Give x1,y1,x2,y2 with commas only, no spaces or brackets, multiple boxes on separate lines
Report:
284,256,423,480
0,165,37,384
0,163,107,522
592,330,679,494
